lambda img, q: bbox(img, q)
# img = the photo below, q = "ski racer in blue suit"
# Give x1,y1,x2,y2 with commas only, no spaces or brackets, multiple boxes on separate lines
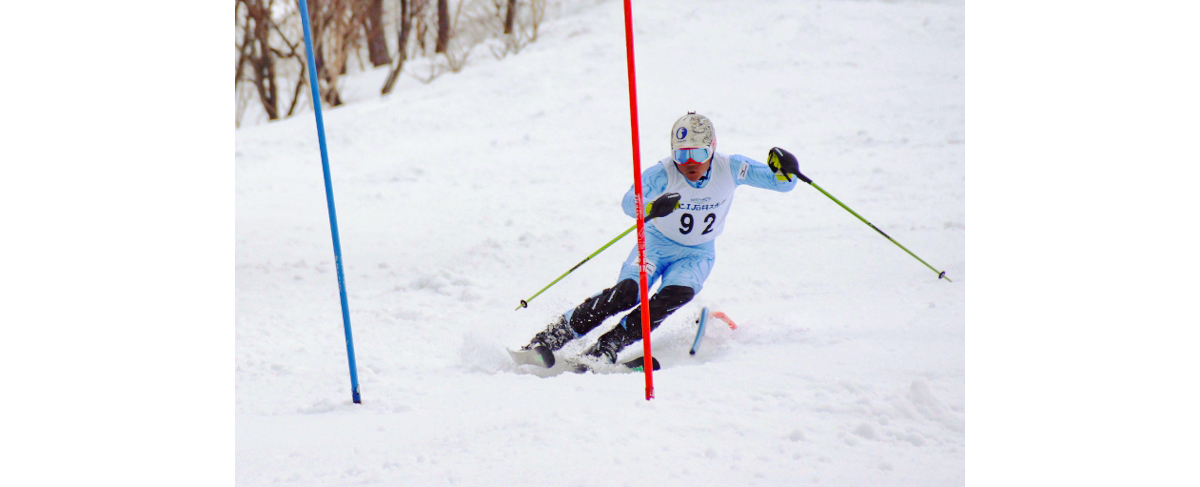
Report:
520,112,805,366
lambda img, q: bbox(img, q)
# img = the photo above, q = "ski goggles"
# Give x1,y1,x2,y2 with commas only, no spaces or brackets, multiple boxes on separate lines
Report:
673,147,711,165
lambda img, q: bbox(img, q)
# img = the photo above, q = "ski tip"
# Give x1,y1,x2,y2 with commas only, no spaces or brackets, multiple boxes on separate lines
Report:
712,311,738,330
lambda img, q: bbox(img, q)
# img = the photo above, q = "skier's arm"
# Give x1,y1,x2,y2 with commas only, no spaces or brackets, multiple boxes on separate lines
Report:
622,163,670,217
728,153,798,192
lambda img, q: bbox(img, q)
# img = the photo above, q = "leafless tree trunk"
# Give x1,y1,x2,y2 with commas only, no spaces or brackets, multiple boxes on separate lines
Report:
364,0,391,67
305,0,368,106
235,5,252,89
305,0,331,103
236,0,280,120
381,0,415,94
435,0,450,54
285,63,309,117
503,0,516,35
400,0,418,63
261,15,310,118
237,0,548,124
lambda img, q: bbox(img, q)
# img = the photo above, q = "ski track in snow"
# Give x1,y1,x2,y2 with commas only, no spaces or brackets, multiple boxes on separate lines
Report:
237,0,964,485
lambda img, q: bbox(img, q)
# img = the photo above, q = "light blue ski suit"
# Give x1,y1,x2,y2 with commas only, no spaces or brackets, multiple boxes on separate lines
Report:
615,153,797,294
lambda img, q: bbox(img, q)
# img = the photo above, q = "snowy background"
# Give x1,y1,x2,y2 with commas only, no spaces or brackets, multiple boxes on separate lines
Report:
236,0,966,484
9,0,1200,486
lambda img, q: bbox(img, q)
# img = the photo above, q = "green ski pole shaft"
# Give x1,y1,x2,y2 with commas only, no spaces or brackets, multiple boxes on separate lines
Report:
516,224,637,310
790,169,951,282
515,193,681,310
812,182,950,282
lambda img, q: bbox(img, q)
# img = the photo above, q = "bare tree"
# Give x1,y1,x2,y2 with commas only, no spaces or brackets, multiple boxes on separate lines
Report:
490,0,544,59
237,0,548,124
381,0,417,94
435,0,450,54
412,0,429,53
304,0,371,106
303,0,334,105
526,0,545,43
503,0,516,35
363,0,391,67
236,0,280,120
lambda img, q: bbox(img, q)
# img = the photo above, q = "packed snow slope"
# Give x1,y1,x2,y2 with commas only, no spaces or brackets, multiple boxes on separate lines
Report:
236,0,964,485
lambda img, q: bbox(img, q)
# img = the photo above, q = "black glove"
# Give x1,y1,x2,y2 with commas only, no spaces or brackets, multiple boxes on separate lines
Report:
767,147,810,183
645,192,681,220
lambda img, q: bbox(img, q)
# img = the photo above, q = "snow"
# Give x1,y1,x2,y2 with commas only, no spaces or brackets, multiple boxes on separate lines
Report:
10,0,1200,486
235,0,966,484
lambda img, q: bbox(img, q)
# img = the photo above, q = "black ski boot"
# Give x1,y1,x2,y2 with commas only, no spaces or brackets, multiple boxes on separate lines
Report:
511,315,572,368
525,315,576,352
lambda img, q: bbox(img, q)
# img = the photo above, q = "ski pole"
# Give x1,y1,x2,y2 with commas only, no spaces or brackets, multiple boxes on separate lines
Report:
516,224,637,310
773,152,951,282
516,193,681,310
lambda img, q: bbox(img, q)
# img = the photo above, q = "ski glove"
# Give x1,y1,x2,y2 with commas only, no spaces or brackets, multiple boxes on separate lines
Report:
644,192,681,220
767,147,810,183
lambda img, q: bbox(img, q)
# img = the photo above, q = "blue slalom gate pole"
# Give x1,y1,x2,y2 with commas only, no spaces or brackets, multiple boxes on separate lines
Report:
296,0,361,404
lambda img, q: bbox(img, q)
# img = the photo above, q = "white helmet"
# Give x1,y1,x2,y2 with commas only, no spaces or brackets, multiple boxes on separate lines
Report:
670,112,715,151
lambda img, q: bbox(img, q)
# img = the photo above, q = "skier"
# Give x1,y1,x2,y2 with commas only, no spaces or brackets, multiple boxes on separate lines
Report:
515,112,804,368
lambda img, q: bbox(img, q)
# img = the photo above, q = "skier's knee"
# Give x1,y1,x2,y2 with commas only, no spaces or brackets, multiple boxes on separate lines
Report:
619,285,696,334
567,279,641,336
651,285,695,312
647,285,694,328
608,279,640,309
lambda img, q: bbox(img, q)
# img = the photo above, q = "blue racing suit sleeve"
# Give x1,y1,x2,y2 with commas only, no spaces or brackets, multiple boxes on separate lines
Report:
728,154,797,192
622,162,670,218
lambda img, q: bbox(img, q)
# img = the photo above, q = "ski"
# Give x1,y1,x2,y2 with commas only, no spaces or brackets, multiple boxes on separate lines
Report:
571,356,661,374
510,346,660,373
507,345,555,368
621,356,661,371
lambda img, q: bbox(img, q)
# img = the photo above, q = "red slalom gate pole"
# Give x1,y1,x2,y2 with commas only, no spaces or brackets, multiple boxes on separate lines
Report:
620,0,653,400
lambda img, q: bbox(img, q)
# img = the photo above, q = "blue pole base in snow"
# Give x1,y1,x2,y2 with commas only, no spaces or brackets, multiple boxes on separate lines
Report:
297,0,361,405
